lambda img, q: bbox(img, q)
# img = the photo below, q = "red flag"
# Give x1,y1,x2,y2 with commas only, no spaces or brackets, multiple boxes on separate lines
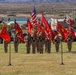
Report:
51,31,56,43
0,25,11,43
37,21,42,34
15,21,22,34
14,21,25,43
65,15,74,27
57,23,69,42
44,28,51,39
42,13,51,33
17,33,25,43
69,27,75,39
67,18,74,27
42,13,51,37
42,13,56,42
27,19,34,34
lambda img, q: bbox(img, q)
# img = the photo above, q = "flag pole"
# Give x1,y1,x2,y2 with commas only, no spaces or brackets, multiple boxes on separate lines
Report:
60,37,64,65
8,27,12,66
8,40,12,66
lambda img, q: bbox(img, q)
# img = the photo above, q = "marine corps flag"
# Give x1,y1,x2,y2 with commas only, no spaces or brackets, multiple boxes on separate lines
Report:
27,19,33,34
51,31,56,43
0,25,11,43
69,27,75,39
42,13,56,42
57,23,69,42
17,33,25,43
65,15,74,27
37,21,42,34
14,20,25,43
14,20,22,33
67,18,74,27
42,13,51,34
42,13,51,38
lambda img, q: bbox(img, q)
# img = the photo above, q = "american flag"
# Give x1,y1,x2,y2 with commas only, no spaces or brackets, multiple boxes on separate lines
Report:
30,7,37,25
